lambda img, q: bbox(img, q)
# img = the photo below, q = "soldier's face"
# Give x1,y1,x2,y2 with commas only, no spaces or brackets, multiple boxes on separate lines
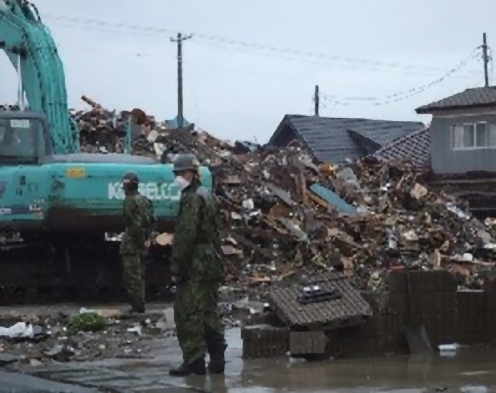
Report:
122,181,136,194
181,171,194,182
173,171,193,191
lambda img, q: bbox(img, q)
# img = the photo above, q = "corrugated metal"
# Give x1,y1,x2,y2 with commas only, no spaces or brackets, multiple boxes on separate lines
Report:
309,183,357,216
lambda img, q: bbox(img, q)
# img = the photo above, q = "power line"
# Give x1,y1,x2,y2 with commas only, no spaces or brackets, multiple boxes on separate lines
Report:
186,38,480,79
55,41,484,105
54,37,486,110
43,14,481,78
320,48,480,106
56,42,172,58
54,41,342,87
54,39,410,88
51,18,482,80
45,18,490,111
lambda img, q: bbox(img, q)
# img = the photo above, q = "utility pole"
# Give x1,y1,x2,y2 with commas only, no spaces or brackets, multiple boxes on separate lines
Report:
314,85,319,116
482,32,489,87
170,33,193,128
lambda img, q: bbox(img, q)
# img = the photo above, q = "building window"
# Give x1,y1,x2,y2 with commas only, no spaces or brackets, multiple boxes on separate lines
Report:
451,122,496,149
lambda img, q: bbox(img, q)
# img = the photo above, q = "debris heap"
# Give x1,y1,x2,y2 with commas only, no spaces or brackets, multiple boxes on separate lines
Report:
4,99,496,290
178,134,496,291
99,105,495,290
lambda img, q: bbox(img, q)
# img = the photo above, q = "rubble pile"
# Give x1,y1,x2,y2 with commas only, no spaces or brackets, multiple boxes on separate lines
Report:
129,112,496,290
196,142,496,290
3,98,496,290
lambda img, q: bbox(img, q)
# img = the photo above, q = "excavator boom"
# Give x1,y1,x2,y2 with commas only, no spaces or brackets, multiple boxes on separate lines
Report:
0,0,77,153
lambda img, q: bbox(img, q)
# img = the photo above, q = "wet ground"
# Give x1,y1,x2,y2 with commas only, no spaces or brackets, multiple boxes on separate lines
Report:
1,304,496,392
0,301,255,363
3,328,496,392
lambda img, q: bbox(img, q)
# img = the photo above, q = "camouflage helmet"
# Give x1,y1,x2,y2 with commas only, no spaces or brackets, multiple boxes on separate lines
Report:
122,171,139,184
173,154,200,172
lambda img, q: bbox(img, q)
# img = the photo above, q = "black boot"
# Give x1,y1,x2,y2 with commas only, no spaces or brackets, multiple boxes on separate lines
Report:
169,358,206,377
208,342,227,374
208,355,226,374
206,328,227,374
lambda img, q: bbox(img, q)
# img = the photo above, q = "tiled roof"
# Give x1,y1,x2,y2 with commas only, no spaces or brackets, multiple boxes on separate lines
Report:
416,87,496,113
371,127,431,168
271,115,425,164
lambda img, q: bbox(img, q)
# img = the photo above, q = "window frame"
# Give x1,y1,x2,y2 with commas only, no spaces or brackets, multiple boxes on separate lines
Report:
451,121,496,150
0,118,48,164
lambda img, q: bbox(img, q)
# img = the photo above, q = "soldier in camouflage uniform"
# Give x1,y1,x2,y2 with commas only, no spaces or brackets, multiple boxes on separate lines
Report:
120,172,156,314
169,154,227,377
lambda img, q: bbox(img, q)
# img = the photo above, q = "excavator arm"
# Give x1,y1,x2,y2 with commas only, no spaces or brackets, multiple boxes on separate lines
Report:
0,0,78,153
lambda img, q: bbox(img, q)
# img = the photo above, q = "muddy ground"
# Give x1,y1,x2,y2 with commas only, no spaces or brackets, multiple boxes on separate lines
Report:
1,303,496,392
0,300,261,365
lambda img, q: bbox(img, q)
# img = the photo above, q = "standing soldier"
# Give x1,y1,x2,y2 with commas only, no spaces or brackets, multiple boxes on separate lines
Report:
169,154,227,377
120,172,155,314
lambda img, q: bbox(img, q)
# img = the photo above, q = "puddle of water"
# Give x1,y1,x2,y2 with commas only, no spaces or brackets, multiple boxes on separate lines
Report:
461,371,493,376
461,387,490,393
21,329,496,393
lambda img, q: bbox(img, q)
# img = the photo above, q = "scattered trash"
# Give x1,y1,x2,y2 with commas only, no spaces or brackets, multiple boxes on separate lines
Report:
156,308,175,331
43,345,75,362
29,358,43,366
0,322,34,339
127,324,142,336
0,353,20,366
438,343,461,357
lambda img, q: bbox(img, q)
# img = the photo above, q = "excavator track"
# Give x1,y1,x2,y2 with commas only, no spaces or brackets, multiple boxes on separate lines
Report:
0,235,174,306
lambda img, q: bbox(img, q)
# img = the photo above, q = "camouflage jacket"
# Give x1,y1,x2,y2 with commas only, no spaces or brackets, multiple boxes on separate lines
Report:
171,178,224,282
120,192,156,255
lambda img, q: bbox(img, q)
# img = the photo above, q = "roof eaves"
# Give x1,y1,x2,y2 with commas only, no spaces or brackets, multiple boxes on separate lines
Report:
416,102,496,114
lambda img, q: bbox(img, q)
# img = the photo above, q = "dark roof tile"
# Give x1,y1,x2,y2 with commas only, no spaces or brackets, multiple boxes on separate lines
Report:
416,87,496,113
276,115,425,163
371,127,431,168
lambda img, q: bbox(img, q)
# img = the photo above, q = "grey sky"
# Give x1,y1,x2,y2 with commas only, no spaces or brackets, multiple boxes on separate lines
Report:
1,0,495,142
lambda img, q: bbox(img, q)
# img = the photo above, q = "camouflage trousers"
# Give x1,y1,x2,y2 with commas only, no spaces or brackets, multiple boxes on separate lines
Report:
122,254,145,311
174,280,226,364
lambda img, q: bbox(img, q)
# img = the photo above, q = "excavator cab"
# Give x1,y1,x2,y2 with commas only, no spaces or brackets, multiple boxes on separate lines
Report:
0,111,50,164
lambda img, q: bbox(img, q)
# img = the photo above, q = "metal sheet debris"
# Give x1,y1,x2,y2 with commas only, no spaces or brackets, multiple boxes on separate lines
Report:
309,183,357,216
